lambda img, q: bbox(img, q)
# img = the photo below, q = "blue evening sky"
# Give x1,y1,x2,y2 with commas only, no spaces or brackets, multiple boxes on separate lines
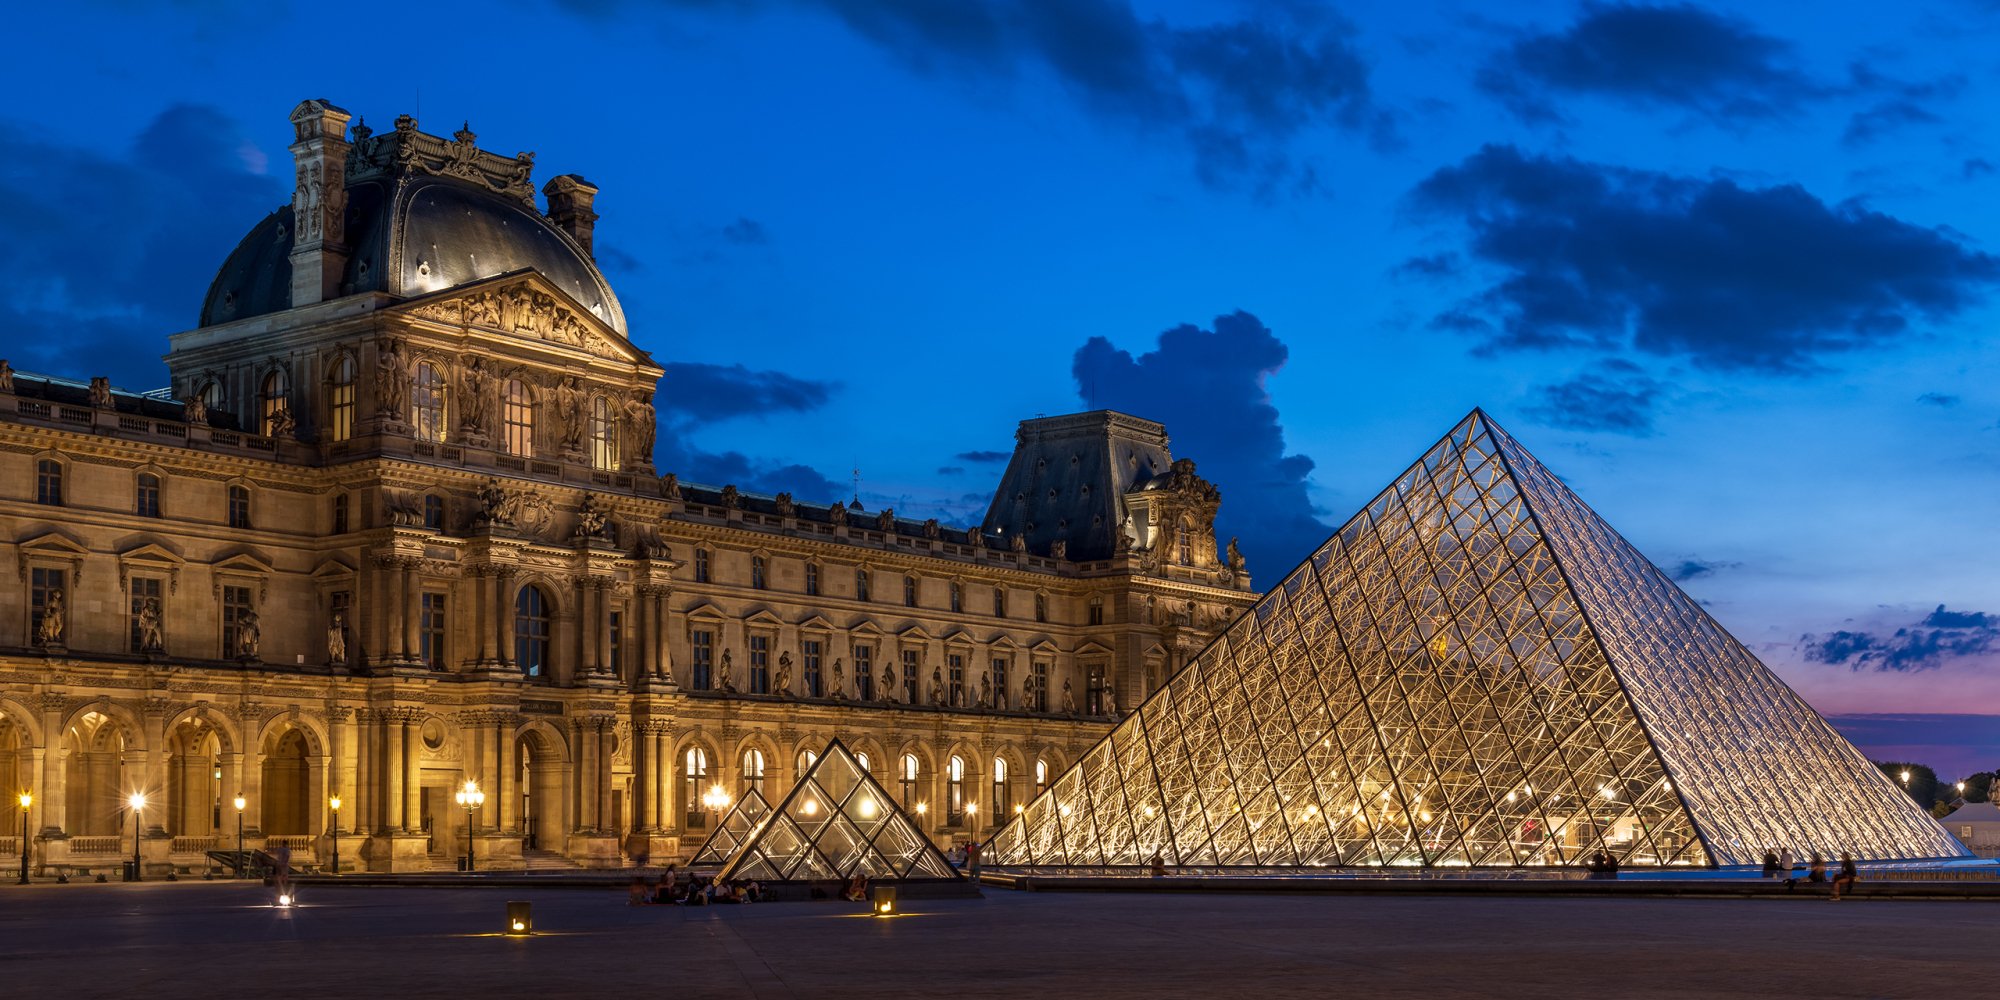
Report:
4,1,1996,773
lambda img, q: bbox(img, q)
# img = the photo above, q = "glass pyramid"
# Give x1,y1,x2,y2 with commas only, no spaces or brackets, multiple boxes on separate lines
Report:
717,738,963,882
989,411,1965,869
688,787,773,867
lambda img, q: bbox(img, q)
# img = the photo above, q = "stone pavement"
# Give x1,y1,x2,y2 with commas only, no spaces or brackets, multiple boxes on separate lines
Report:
0,880,1991,998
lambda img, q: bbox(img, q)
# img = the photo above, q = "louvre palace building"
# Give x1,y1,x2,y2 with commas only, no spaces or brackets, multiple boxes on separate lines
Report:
0,100,1255,873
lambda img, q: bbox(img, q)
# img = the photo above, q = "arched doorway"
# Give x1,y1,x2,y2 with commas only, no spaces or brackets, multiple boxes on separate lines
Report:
261,729,311,835
515,729,565,851
63,712,134,836
165,719,225,838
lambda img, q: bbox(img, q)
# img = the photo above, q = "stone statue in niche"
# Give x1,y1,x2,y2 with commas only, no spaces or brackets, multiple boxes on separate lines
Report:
136,598,165,653
89,377,113,409
876,508,895,531
183,390,208,427
880,662,896,703
1050,539,1068,560
775,652,793,698
719,650,738,694
375,338,408,416
0,359,14,393
1022,674,1036,712
966,527,984,549
922,519,941,539
36,589,65,646
1226,537,1246,575
1010,533,1028,553
574,493,611,541
554,376,585,453
773,493,795,518
1102,682,1118,718
268,407,296,439
930,665,946,707
477,479,512,525
1061,678,1077,715
979,670,992,711
328,611,348,665
460,358,492,435
622,394,656,464
660,473,683,500
237,610,262,659
720,485,741,510
827,501,847,527
1115,514,1135,552
830,658,846,700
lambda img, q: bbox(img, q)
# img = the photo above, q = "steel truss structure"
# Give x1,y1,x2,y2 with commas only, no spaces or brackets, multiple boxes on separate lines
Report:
989,411,1964,868
718,739,963,882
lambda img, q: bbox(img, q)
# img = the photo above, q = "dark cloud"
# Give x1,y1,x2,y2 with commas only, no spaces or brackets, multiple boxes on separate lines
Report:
0,105,286,391
570,0,1389,193
1964,159,1996,180
1800,604,2000,672
652,362,843,497
955,449,1011,463
1072,310,1324,578
1392,252,1459,279
936,466,965,476
1843,99,1941,147
1478,3,1817,125
1521,360,1664,434
1917,392,1960,407
1842,66,1962,148
1407,145,2000,373
721,217,770,245
1663,558,1740,581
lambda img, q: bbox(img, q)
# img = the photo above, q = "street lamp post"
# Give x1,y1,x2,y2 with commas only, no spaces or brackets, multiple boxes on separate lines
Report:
701,784,732,831
17,791,30,885
328,795,342,875
454,780,485,873
233,795,247,878
127,792,146,882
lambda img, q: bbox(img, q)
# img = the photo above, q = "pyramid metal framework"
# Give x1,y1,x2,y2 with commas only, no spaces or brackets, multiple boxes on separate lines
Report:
717,739,963,882
688,787,773,867
988,412,1964,869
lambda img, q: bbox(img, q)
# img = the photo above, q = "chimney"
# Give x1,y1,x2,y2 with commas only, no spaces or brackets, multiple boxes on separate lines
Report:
543,174,600,258
286,99,354,307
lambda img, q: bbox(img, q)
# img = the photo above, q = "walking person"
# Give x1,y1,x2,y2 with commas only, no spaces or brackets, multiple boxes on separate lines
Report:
965,838,982,880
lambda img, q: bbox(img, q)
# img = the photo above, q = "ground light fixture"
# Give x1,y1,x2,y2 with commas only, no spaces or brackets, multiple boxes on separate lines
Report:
871,885,897,916
506,900,533,935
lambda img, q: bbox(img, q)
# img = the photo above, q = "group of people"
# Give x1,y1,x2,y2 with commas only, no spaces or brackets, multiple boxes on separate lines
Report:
1760,849,1861,900
627,865,766,906
1583,851,1621,878
945,840,983,878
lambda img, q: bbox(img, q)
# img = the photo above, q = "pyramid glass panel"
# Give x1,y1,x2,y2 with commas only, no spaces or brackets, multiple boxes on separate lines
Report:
687,787,773,867
989,412,1966,869
718,739,964,882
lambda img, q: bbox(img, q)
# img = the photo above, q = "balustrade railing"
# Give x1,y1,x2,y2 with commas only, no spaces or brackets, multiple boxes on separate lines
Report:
171,835,221,854
68,836,123,855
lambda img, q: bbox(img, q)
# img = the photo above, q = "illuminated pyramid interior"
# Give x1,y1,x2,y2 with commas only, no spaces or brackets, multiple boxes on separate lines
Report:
718,739,962,881
689,786,773,867
988,411,1964,868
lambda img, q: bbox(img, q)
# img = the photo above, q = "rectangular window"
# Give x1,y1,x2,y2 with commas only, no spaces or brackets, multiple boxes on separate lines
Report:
1089,603,1104,626
992,657,1009,710
749,634,770,694
329,375,355,443
803,640,823,698
35,461,62,506
904,576,917,608
608,609,624,676
994,587,1005,617
805,563,819,596
694,549,710,584
332,494,348,534
136,475,162,518
221,585,254,659
950,583,962,613
503,379,533,457
948,654,964,707
1085,662,1107,715
854,645,874,701
692,630,714,690
228,486,251,529
129,576,164,653
1032,660,1050,712
30,568,65,645
902,649,920,703
420,592,448,668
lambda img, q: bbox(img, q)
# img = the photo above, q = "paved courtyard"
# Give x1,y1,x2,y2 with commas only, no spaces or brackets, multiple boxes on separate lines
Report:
0,880,1991,998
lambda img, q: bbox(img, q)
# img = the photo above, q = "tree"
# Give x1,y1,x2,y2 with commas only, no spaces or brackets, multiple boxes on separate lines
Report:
1874,761,1939,810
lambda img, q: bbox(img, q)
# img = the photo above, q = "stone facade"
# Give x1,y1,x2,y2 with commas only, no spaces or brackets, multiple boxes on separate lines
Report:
0,102,1254,874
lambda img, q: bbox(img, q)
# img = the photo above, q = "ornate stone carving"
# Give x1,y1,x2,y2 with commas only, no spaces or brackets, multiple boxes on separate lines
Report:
1010,533,1028,553
922,518,941,539
267,407,296,439
660,474,682,500
623,393,655,466
459,357,492,437
827,501,847,527
347,115,536,204
966,526,984,549
374,337,408,417
89,377,113,409
136,597,164,653
237,610,262,659
327,611,348,665
36,588,65,646
1050,539,1068,560
554,376,585,454
876,507,895,532
830,658,846,700
775,652,793,698
773,492,795,518
0,359,13,393
720,485,741,510
383,489,424,527
573,493,611,542
476,479,512,526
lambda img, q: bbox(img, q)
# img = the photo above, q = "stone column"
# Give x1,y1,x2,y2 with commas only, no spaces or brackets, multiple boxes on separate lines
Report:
384,713,405,831
597,583,615,676
401,712,420,834
474,568,494,663
596,721,614,834
494,716,517,834
141,706,169,834
239,720,264,837
377,556,402,666
353,710,375,834
327,706,351,833
37,695,65,835
400,560,421,663
494,568,515,668
576,579,595,678
639,724,659,831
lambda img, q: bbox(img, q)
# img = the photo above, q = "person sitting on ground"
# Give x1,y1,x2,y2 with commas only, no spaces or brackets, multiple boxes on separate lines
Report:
687,876,710,905
1604,851,1620,879
743,879,763,903
628,873,649,905
1808,854,1828,885
1761,850,1779,878
843,874,869,902
1830,852,1859,901
1150,853,1167,878
656,864,680,904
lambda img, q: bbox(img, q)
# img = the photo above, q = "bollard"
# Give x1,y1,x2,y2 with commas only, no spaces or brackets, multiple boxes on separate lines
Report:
871,885,898,915
506,900,533,935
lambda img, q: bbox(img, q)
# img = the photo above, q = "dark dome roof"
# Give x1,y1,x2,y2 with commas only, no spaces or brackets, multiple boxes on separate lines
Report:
199,173,626,334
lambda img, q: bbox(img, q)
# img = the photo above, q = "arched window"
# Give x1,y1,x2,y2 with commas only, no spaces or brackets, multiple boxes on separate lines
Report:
1177,519,1193,566
515,585,552,677
503,378,533,457
797,749,816,776
228,485,251,529
899,753,921,810
328,355,356,442
424,495,445,531
136,473,161,518
589,395,619,470
684,747,710,828
741,748,766,794
412,361,447,442
35,460,62,506
993,757,1011,817
1035,758,1049,798
855,751,870,773
751,555,767,590
947,755,966,825
197,380,223,414
259,369,290,437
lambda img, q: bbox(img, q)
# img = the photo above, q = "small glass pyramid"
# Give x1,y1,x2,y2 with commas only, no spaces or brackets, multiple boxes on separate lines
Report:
688,787,773,867
989,411,1966,869
717,738,963,882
